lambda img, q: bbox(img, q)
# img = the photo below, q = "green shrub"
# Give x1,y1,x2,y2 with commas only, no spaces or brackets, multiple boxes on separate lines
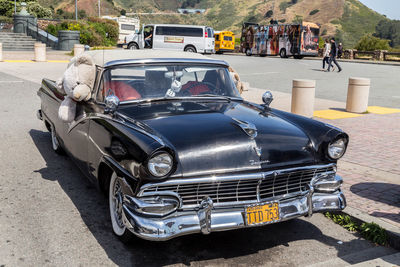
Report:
360,222,387,246
292,14,303,24
278,19,286,23
325,212,388,245
264,10,273,18
279,2,290,13
330,19,340,25
0,15,13,23
46,18,119,47
355,34,390,51
27,2,52,18
309,9,319,16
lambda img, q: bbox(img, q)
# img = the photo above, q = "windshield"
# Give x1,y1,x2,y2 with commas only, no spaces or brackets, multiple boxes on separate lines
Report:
98,64,240,102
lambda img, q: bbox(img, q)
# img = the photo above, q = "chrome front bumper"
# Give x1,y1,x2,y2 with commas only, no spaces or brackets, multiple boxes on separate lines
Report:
121,189,346,241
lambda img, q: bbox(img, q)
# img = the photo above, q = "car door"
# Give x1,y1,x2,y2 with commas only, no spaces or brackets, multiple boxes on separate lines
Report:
61,102,92,176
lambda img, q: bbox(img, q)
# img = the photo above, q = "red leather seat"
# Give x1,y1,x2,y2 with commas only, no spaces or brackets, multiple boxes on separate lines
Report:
182,81,210,95
104,81,141,101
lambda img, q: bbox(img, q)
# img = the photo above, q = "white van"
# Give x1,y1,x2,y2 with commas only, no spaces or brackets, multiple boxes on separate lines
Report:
102,16,140,46
124,24,215,54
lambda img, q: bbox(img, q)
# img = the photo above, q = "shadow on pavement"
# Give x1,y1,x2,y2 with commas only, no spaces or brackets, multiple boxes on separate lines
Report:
350,182,400,224
30,128,375,266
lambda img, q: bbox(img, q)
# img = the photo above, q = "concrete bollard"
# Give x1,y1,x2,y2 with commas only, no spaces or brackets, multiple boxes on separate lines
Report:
0,43,3,62
34,42,46,62
346,77,370,113
74,44,85,57
291,79,316,118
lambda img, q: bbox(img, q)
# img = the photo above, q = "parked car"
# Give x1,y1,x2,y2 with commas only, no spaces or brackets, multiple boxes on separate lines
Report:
124,24,215,54
37,50,348,242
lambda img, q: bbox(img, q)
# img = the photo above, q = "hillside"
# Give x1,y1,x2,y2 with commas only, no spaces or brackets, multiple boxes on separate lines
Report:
37,0,389,48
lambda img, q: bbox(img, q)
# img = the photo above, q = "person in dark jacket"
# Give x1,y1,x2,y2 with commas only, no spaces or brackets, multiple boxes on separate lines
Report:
337,43,343,59
327,38,342,72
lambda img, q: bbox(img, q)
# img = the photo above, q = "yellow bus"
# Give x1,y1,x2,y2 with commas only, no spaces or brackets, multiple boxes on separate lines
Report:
214,31,235,54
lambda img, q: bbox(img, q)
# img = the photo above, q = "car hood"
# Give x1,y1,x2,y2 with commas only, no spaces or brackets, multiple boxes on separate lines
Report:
118,100,316,176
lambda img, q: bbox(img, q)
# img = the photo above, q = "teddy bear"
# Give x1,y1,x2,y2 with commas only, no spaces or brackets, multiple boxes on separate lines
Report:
228,66,247,94
56,53,96,123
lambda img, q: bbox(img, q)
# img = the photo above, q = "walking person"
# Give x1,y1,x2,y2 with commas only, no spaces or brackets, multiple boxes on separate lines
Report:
327,37,342,72
322,38,331,70
337,43,343,59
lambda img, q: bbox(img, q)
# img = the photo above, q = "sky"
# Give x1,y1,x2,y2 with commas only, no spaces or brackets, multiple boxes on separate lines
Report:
358,0,400,20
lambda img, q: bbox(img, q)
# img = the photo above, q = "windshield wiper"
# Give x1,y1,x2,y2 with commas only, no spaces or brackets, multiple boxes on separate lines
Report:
187,94,243,101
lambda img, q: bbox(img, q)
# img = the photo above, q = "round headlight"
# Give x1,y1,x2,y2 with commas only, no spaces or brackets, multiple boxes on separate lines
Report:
328,138,346,159
147,152,173,177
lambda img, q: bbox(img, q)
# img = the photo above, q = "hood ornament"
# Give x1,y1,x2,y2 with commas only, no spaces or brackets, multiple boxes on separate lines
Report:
232,118,258,139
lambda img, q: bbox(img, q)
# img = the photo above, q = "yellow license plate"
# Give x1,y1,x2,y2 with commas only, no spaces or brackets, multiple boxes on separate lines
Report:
246,202,280,225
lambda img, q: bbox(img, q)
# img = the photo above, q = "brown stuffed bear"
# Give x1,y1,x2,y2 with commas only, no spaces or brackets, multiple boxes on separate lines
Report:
228,66,247,94
56,54,96,122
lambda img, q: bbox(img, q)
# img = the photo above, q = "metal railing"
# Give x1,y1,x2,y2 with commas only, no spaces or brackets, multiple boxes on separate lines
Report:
25,19,58,49
383,51,400,61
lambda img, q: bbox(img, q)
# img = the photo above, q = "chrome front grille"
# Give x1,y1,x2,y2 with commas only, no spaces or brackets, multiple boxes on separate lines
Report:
139,165,335,209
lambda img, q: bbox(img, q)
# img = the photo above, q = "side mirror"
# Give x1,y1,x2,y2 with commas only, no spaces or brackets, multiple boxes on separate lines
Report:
105,95,120,115
262,91,273,107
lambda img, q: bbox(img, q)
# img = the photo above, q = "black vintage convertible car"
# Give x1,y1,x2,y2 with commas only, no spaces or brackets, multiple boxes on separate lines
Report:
37,50,348,242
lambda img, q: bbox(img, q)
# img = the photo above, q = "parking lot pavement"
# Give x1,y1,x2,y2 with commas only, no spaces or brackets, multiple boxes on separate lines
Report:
0,68,398,265
210,54,400,108
316,113,400,229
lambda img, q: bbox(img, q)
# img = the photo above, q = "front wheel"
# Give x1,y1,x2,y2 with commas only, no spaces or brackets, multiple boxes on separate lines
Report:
50,124,64,154
109,172,135,243
184,46,197,53
245,49,252,56
280,49,287,58
127,43,138,50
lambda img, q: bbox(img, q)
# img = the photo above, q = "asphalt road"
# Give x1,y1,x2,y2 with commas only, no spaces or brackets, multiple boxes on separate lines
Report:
209,54,400,108
0,68,397,266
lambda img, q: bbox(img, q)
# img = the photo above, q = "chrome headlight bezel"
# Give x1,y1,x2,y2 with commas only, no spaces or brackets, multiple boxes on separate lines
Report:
147,151,174,178
327,138,347,160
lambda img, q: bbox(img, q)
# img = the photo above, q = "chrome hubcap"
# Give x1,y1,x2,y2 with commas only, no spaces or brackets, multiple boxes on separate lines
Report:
51,127,59,150
112,180,124,228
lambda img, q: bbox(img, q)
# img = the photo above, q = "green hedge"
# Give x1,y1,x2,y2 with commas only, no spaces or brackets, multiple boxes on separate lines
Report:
46,17,119,47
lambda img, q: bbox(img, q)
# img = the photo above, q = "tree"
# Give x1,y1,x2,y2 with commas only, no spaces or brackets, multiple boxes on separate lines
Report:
374,19,400,48
355,34,390,51
27,2,52,18
264,10,273,18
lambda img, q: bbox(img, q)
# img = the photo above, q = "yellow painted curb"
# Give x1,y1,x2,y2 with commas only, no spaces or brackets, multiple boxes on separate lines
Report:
314,109,363,120
4,60,34,62
3,60,70,63
367,106,400,114
47,60,70,63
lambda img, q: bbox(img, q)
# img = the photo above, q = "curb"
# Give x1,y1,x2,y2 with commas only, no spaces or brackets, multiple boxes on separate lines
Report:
218,52,400,66
303,56,400,67
342,206,400,250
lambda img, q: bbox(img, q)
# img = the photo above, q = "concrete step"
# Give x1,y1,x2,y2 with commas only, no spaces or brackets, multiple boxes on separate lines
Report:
0,37,36,40
2,47,35,51
0,40,36,43
0,41,36,44
352,252,400,266
308,246,398,267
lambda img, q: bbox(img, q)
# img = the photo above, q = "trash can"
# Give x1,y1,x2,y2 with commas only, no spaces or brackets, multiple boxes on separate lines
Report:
57,30,80,51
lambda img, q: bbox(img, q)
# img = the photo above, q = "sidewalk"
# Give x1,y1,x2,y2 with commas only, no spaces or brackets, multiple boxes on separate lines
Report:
243,86,400,232
1,49,72,61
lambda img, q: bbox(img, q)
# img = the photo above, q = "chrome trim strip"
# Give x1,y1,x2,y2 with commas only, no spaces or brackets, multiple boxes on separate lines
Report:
104,58,230,68
121,190,346,241
67,112,165,146
139,163,336,191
